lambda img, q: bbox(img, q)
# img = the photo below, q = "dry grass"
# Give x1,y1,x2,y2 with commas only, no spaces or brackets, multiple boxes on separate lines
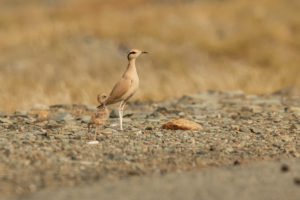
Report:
0,0,300,111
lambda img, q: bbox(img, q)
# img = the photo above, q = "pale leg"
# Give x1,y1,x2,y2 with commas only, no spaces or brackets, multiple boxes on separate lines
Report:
121,102,126,130
119,101,124,131
88,123,92,139
93,125,98,141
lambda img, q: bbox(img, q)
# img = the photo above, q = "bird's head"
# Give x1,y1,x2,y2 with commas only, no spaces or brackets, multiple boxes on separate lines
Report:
127,49,148,60
97,93,108,104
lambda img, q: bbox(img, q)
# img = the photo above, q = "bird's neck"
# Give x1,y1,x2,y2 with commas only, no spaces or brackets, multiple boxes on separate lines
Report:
124,59,137,76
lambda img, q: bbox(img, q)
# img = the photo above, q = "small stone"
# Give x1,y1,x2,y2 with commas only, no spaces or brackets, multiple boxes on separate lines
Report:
250,128,261,134
30,109,50,122
77,115,91,123
233,160,240,166
148,111,165,119
162,118,203,130
145,127,153,130
225,146,234,153
155,107,168,114
88,141,99,145
178,112,185,117
273,117,281,123
209,145,216,151
14,110,27,116
241,107,253,112
47,120,57,126
230,114,239,120
86,105,97,111
155,132,163,137
239,127,248,132
294,177,300,185
109,109,119,118
0,117,12,124
136,130,143,136
53,112,74,122
281,164,289,172
231,125,239,131
49,104,71,109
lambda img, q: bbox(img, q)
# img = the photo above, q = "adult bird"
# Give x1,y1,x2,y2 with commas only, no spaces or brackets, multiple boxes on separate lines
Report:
97,49,148,130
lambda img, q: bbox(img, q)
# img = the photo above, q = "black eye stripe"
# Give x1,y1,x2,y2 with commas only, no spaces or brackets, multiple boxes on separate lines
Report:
128,51,136,55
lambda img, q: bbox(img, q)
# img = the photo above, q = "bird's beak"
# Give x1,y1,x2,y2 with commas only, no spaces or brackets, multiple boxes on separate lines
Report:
142,51,148,54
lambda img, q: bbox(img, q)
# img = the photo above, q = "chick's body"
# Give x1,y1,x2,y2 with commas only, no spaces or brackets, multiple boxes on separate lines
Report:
88,93,109,141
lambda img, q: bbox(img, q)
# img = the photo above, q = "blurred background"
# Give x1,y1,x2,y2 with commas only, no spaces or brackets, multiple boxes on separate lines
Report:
0,0,299,111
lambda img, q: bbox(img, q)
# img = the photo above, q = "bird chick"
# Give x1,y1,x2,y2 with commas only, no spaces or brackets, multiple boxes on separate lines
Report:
88,93,109,141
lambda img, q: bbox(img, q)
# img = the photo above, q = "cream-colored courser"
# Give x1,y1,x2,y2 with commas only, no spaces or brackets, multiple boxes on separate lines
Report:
98,49,148,130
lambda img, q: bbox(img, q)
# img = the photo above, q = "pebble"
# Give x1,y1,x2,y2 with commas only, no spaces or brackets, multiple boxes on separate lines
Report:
77,115,91,123
280,164,289,172
294,178,300,185
53,112,74,122
162,119,203,130
86,105,97,111
0,117,12,124
14,110,27,116
88,141,99,145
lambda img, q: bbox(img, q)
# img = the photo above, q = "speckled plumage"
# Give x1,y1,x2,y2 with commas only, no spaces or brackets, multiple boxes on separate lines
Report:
88,93,109,141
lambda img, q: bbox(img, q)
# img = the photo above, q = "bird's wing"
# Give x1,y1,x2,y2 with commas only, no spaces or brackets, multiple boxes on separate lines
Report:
105,77,132,105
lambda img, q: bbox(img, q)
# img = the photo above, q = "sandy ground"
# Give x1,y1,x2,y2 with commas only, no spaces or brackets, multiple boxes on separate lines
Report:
17,159,300,200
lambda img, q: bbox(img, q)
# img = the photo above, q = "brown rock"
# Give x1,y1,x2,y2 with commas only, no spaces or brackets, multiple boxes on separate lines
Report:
30,109,50,122
161,118,203,130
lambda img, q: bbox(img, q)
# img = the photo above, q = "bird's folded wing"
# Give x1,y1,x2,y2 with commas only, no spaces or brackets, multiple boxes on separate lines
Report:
105,77,131,105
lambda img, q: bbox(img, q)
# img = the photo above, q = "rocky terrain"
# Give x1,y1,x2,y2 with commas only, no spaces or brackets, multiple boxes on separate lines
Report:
1,90,300,199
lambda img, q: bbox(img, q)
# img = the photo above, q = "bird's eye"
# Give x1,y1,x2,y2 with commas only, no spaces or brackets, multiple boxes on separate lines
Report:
129,51,136,55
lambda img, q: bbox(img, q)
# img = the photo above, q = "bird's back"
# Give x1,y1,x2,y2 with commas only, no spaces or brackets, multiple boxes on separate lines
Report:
99,49,145,107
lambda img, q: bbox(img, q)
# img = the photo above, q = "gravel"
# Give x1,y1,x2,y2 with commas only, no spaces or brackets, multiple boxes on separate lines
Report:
0,90,300,199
